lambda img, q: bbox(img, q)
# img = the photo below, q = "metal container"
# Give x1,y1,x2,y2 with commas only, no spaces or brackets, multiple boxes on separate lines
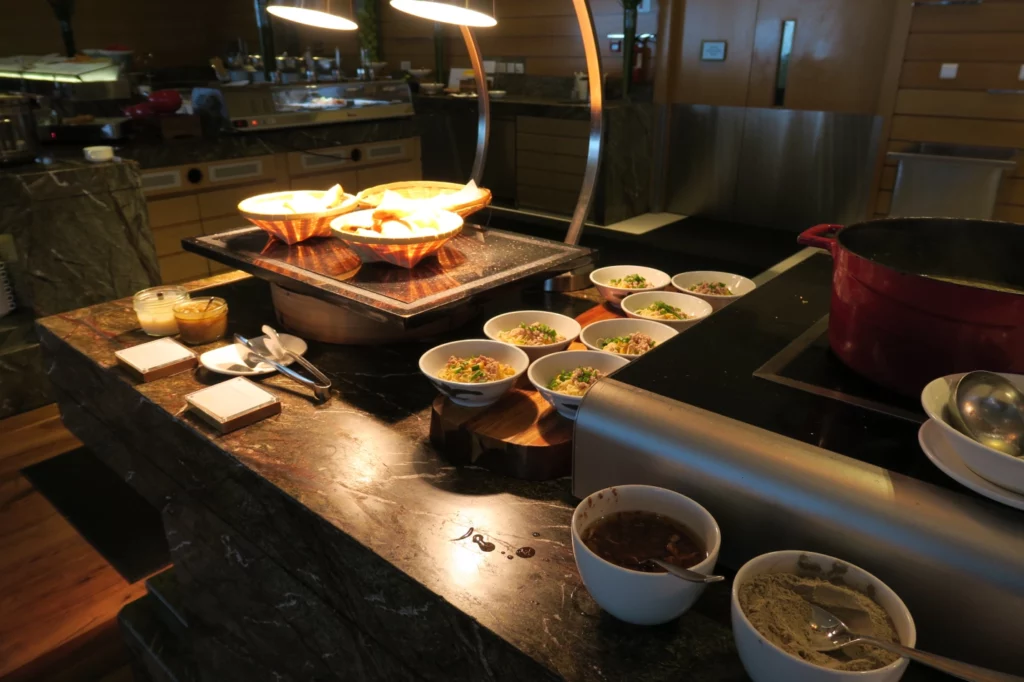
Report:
0,94,38,165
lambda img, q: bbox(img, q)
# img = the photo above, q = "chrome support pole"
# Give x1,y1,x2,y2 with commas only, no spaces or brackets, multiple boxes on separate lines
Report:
461,25,491,185
564,0,604,246
543,0,604,291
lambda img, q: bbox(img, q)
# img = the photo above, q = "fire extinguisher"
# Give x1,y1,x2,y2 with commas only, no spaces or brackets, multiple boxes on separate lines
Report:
633,34,653,84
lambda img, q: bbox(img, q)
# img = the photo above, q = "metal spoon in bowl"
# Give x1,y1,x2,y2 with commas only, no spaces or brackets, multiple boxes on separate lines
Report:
647,558,724,584
949,371,1024,457
807,603,1024,682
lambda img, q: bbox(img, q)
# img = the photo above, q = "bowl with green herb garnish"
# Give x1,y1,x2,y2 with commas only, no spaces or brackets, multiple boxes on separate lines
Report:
484,310,581,360
621,291,713,331
419,339,529,407
590,266,670,308
580,318,678,361
671,271,756,311
528,350,630,419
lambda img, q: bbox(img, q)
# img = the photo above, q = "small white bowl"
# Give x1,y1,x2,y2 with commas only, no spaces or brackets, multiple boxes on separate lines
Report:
420,82,445,95
921,373,1024,496
527,350,629,420
732,551,915,682
590,266,670,308
484,310,581,361
489,90,506,99
580,318,678,361
572,485,721,625
671,271,756,311
621,291,713,331
419,340,529,408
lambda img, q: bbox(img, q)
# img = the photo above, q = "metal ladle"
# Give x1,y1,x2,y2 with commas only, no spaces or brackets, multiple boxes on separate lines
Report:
807,603,1024,682
648,559,724,584
949,371,1024,458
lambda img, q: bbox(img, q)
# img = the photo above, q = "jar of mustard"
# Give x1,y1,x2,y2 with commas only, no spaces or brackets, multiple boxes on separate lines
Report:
173,297,228,345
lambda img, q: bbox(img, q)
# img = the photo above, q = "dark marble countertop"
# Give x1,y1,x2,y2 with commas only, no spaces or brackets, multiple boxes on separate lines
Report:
34,116,420,170
39,271,751,682
38,267,953,681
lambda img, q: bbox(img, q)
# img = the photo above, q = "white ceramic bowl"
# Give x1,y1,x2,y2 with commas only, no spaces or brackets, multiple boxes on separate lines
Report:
580,318,678,361
921,373,1024,495
590,265,670,308
527,350,630,420
671,271,756,311
732,551,915,682
621,291,713,331
483,310,581,361
572,485,721,625
490,90,507,99
420,82,445,95
419,339,529,408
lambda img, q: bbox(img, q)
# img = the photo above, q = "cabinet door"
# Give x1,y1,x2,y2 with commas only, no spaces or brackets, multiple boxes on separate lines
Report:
356,160,423,192
197,180,290,220
151,222,204,257
159,252,211,284
746,0,895,114
290,169,359,193
148,195,200,229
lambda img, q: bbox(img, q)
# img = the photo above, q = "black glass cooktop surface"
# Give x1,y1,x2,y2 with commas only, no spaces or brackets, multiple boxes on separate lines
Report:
184,224,592,324
612,253,956,492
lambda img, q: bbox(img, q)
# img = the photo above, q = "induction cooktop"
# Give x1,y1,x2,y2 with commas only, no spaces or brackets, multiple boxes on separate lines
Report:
607,252,955,491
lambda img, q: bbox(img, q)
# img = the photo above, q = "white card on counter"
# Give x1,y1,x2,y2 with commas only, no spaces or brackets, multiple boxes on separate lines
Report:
186,377,278,422
115,337,196,375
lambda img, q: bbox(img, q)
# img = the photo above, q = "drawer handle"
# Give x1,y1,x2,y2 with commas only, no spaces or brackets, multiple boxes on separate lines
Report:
187,168,203,184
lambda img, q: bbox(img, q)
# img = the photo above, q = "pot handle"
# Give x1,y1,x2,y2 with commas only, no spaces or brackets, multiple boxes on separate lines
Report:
797,224,842,253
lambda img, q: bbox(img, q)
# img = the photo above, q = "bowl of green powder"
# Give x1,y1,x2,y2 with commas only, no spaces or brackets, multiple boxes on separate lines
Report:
731,551,915,682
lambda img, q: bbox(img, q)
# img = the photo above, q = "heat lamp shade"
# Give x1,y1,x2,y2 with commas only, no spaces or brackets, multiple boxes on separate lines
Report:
389,0,496,27
267,0,359,30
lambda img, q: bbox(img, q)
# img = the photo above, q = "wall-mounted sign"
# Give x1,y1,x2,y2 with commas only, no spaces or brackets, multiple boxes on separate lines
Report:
700,41,727,62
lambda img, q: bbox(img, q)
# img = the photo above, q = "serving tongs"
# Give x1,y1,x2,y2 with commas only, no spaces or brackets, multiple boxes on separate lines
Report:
233,333,332,402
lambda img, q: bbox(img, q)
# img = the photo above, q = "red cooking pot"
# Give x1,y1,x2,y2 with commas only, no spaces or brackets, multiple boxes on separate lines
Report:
798,218,1024,396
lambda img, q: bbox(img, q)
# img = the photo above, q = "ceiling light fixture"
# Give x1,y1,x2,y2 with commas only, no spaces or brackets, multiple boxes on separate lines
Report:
267,0,358,30
389,0,496,28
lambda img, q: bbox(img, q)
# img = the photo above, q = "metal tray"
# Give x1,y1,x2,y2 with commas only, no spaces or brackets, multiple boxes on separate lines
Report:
183,224,593,328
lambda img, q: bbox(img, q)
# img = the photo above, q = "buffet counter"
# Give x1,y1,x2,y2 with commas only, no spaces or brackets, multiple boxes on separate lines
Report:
37,265,958,682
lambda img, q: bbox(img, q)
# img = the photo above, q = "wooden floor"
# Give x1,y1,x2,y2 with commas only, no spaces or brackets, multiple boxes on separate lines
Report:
0,405,146,681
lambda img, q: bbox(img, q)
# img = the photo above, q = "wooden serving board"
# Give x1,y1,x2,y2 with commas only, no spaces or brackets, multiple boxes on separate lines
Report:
428,301,625,480
430,389,573,480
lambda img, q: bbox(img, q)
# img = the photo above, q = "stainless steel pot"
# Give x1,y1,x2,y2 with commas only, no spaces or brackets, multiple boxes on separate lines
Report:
0,95,38,165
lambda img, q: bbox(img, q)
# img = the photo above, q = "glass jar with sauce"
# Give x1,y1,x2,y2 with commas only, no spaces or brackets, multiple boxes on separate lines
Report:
133,286,189,336
173,297,229,345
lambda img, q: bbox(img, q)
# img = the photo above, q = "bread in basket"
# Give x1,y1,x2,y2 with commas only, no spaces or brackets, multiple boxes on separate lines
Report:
356,180,491,219
330,205,463,269
239,187,360,245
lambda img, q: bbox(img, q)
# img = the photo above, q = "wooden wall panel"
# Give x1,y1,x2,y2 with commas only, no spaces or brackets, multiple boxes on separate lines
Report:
379,0,660,78
669,0,760,106
910,2,1024,34
895,90,1024,121
900,62,1024,92
905,33,1024,62
0,0,362,70
870,0,1024,222
746,0,894,114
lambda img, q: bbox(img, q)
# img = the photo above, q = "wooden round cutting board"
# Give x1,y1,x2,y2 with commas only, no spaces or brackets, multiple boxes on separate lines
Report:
428,300,625,480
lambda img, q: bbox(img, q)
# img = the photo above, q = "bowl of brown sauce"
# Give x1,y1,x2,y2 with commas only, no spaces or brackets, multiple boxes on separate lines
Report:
571,484,721,625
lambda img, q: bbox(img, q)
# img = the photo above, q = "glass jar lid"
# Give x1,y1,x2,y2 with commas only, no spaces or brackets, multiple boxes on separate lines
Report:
133,285,189,309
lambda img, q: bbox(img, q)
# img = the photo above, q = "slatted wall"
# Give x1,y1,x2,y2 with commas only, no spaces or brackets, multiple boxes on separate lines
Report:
875,1,1024,223
380,0,660,77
